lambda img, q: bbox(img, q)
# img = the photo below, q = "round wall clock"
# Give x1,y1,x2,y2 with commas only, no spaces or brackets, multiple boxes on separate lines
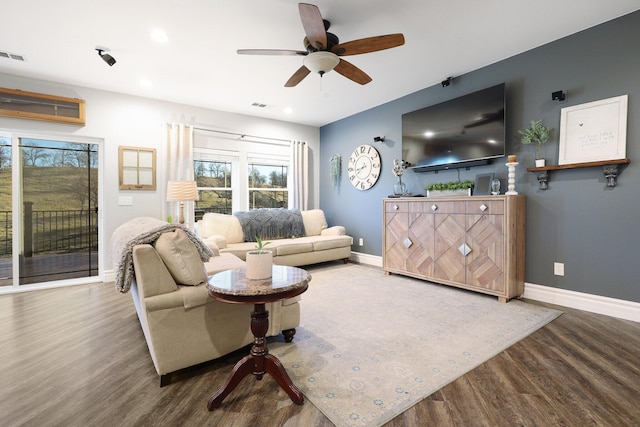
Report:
348,144,381,190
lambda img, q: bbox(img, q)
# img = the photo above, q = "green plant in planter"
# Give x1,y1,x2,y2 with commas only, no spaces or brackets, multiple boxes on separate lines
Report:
426,180,474,192
519,119,553,159
254,236,272,254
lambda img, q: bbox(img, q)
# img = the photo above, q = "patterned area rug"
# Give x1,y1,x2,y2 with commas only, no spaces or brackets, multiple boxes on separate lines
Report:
270,263,562,427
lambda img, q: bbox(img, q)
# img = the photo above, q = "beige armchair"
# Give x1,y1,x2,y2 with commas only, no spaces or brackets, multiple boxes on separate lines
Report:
129,229,301,386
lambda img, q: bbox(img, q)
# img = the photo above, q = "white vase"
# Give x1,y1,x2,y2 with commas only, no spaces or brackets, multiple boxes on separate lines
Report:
535,158,546,167
245,250,273,280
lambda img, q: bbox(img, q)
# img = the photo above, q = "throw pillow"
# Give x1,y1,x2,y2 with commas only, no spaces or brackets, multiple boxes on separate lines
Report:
155,229,208,286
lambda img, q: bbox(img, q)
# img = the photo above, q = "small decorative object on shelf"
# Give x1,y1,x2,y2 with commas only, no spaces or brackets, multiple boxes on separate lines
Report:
505,162,518,195
491,178,501,195
519,119,553,167
426,180,474,197
392,159,409,195
508,154,517,163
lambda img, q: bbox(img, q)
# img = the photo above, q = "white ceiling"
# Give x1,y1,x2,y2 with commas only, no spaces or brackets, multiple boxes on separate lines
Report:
2,1,638,127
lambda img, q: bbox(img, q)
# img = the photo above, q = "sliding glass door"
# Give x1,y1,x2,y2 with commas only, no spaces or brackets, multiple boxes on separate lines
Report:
0,134,100,288
0,136,11,287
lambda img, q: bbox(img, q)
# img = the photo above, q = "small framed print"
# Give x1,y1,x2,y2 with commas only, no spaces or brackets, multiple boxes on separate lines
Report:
119,146,156,190
474,173,494,195
558,95,628,165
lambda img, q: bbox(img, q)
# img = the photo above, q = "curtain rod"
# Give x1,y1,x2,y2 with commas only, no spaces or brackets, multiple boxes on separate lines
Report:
192,127,292,144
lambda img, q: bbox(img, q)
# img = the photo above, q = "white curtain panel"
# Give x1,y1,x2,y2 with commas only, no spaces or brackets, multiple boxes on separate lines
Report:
289,140,308,210
163,123,195,225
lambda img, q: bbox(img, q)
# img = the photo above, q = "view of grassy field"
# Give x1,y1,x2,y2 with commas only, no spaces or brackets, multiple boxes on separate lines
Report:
0,167,97,212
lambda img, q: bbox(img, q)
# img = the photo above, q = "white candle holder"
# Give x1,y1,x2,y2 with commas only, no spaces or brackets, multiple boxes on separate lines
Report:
505,162,518,195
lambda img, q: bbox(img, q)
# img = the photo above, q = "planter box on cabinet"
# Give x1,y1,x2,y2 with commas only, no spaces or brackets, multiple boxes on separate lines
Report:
383,195,525,302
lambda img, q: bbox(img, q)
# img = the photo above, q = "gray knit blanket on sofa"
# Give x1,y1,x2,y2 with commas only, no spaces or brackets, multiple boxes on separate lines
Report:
110,217,213,293
233,208,305,242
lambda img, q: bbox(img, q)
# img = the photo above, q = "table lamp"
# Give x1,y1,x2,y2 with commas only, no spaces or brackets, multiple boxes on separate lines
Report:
166,180,199,224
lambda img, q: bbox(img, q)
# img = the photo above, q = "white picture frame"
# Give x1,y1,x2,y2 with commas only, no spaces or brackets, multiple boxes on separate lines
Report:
558,94,628,165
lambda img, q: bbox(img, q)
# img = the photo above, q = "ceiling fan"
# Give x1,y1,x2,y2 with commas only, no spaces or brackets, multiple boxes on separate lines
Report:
237,3,405,87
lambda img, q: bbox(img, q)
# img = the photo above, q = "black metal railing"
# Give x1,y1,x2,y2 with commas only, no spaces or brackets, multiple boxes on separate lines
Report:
0,209,98,257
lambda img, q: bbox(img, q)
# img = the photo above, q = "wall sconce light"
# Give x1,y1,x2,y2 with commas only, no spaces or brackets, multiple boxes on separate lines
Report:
552,90,566,102
373,136,385,143
441,77,453,87
96,48,116,66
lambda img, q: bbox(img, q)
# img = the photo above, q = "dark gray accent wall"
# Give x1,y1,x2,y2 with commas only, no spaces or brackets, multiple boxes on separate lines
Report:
319,11,640,303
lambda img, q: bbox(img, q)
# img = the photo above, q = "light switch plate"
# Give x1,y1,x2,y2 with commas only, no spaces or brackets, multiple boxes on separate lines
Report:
118,196,133,206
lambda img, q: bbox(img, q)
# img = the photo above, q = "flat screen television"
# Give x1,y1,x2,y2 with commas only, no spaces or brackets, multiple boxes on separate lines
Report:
402,83,506,172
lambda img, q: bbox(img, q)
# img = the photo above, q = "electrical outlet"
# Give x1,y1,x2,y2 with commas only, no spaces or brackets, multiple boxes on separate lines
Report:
358,238,364,246
554,262,564,276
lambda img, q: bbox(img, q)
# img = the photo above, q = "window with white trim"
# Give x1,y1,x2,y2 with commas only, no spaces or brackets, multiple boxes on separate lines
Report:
247,153,288,210
193,132,290,217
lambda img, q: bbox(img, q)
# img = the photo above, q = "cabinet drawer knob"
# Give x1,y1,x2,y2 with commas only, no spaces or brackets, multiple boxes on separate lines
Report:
431,204,438,211
480,204,488,212
458,243,472,257
393,204,399,210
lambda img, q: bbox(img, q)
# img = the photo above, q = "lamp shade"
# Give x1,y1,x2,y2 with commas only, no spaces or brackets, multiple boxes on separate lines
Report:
303,51,340,76
166,180,199,202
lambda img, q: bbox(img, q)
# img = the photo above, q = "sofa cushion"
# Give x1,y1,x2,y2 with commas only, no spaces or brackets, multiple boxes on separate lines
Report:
313,235,353,251
155,229,208,286
275,240,314,256
200,213,244,244
301,209,328,236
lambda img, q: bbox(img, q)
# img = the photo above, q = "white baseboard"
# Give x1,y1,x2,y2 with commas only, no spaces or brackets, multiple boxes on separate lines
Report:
523,282,640,323
104,270,115,283
349,252,382,267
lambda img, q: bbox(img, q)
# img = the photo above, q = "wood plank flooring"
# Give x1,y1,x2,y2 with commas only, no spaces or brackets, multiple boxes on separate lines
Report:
0,274,638,426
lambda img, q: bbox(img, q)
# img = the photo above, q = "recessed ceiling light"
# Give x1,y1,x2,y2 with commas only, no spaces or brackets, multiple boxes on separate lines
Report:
139,78,152,87
283,107,293,114
424,131,435,138
150,29,168,43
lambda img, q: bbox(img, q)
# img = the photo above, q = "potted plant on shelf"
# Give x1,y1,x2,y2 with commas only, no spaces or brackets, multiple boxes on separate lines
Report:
245,236,273,280
519,119,553,167
426,180,474,197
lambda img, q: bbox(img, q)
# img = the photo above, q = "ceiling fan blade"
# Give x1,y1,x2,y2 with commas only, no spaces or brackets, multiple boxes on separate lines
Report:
237,49,307,56
299,3,327,50
285,66,311,87
332,34,405,56
334,59,372,85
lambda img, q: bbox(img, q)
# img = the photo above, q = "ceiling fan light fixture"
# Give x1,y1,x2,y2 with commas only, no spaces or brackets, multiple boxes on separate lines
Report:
303,51,339,76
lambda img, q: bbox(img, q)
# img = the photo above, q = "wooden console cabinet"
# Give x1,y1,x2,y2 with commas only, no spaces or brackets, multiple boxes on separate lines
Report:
383,196,525,302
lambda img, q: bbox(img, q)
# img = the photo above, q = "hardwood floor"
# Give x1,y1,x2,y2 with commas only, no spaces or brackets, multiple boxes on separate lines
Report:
1,276,638,426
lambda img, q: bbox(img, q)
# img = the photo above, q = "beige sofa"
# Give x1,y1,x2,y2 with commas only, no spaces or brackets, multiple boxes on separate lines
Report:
197,208,352,266
129,229,301,386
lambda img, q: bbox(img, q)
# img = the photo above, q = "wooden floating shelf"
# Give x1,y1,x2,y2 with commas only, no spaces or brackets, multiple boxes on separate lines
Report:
526,159,630,190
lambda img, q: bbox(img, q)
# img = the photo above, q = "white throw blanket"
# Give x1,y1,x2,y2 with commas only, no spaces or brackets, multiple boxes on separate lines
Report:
110,217,213,293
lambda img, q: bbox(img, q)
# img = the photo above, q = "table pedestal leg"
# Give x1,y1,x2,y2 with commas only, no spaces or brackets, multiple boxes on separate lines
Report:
207,303,304,411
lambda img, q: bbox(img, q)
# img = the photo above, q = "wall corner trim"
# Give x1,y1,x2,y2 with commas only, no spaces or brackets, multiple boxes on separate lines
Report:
523,282,640,323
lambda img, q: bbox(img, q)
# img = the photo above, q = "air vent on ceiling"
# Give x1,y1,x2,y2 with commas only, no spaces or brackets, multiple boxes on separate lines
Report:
251,102,267,108
0,50,26,61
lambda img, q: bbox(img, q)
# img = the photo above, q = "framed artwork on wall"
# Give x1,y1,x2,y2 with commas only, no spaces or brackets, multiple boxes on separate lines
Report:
119,146,156,190
558,94,628,165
